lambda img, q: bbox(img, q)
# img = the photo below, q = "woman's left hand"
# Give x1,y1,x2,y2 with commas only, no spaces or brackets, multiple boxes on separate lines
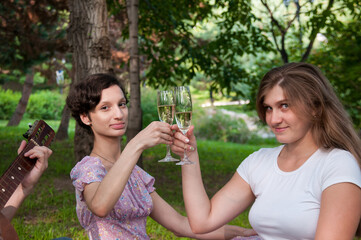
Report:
18,140,52,196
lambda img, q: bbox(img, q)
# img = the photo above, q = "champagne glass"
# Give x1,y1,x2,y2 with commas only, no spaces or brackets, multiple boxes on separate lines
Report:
157,90,179,162
174,86,194,165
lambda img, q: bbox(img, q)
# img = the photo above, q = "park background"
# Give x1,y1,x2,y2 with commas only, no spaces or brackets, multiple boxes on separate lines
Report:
0,0,360,239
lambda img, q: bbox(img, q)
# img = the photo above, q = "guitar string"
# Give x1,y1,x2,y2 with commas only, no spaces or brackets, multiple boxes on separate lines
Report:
0,137,41,206
0,121,54,209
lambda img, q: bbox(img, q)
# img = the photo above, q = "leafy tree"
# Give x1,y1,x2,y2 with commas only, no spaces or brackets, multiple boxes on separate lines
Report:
309,20,361,130
0,0,68,126
107,0,269,100
253,0,360,63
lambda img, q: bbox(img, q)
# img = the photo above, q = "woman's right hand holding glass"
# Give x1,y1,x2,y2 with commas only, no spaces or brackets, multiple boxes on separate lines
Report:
131,121,174,151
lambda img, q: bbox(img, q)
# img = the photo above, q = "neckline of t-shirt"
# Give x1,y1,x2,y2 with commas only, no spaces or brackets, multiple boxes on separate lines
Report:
273,145,321,175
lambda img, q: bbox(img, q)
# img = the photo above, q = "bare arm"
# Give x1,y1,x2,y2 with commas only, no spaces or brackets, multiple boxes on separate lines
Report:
83,121,173,217
149,191,257,239
315,182,361,240
171,125,255,234
1,140,52,221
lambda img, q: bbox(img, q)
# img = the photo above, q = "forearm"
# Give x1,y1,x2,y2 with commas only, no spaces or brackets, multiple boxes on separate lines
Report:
87,139,143,216
187,224,252,240
167,213,255,240
1,185,29,221
150,192,251,240
182,150,215,233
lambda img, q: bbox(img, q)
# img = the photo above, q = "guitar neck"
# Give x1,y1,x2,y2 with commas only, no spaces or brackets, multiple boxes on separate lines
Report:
0,141,39,209
0,120,55,210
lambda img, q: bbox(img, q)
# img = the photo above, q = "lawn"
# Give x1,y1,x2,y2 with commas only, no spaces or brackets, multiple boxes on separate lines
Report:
0,119,273,239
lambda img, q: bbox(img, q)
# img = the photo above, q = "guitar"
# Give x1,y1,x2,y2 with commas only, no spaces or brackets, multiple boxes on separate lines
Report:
0,120,55,240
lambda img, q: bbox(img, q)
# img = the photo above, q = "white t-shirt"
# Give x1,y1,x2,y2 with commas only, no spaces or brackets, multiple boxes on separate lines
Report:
237,145,361,240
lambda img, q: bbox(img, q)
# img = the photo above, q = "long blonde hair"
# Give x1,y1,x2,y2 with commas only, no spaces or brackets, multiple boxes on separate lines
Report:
256,62,361,166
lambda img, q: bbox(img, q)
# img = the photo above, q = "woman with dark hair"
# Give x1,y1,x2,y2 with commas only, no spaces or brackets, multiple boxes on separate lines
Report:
172,62,361,239
66,73,257,239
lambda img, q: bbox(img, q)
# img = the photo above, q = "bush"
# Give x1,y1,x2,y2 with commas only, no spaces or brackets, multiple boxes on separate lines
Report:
194,108,251,144
0,87,21,119
0,87,65,120
25,90,65,120
141,87,158,128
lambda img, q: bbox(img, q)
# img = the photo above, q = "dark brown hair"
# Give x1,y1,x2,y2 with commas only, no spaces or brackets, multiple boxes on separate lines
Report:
256,62,361,165
66,73,127,133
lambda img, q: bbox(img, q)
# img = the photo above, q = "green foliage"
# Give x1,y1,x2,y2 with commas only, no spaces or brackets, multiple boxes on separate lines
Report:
25,90,65,120
0,88,65,120
194,108,251,144
108,0,269,100
0,87,21,119
0,1,68,72
141,87,159,128
0,70,23,85
309,20,361,129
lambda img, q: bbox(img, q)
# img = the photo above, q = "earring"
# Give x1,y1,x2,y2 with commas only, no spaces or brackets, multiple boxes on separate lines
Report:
88,122,92,126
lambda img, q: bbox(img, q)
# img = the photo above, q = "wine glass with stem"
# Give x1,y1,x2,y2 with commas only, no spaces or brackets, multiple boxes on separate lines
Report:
157,90,179,162
174,86,194,165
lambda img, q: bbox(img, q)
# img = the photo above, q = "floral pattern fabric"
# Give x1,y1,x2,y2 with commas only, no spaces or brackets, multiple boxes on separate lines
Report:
70,156,155,240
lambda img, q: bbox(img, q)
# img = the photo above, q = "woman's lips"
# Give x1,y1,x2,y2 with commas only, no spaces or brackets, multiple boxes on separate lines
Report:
274,126,287,133
111,123,126,130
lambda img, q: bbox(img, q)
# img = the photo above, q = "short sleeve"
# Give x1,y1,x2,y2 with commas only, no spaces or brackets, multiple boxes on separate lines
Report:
133,165,155,193
237,152,255,184
321,150,361,191
236,148,274,184
70,156,106,192
236,146,283,196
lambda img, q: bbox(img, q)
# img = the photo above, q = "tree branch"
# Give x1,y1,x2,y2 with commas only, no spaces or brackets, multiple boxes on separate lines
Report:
301,0,335,62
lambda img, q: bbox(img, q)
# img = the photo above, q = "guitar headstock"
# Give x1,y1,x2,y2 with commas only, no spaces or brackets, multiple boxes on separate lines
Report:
22,120,55,147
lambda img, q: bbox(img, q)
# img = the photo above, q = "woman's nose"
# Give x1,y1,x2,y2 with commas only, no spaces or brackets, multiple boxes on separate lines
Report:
270,110,282,125
114,106,124,119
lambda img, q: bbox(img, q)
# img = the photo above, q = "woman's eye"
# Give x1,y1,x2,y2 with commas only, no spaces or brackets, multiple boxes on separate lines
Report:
264,106,272,111
100,106,109,110
119,103,127,108
281,103,289,109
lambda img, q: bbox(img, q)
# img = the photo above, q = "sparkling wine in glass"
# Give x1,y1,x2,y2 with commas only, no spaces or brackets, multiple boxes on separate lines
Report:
174,86,194,165
157,90,179,162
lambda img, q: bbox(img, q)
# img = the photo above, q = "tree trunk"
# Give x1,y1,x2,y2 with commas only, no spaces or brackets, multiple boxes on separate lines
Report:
126,0,143,167
55,59,75,141
67,0,112,161
209,86,214,107
7,68,34,126
55,105,71,141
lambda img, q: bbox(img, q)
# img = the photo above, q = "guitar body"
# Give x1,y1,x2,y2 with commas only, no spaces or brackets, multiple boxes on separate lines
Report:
0,120,55,240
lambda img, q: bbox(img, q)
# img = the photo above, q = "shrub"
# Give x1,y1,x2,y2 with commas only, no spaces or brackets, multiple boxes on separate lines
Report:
0,88,66,120
194,108,251,144
25,90,65,120
141,87,158,128
0,87,21,119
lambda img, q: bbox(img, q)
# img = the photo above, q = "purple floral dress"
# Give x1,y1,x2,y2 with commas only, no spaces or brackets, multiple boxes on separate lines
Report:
70,156,155,240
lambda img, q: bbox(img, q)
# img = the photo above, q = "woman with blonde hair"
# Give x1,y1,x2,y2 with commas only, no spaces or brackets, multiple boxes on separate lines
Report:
172,62,361,239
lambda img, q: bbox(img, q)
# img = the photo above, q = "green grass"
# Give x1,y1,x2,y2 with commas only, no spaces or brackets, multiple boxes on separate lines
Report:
0,119,273,239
